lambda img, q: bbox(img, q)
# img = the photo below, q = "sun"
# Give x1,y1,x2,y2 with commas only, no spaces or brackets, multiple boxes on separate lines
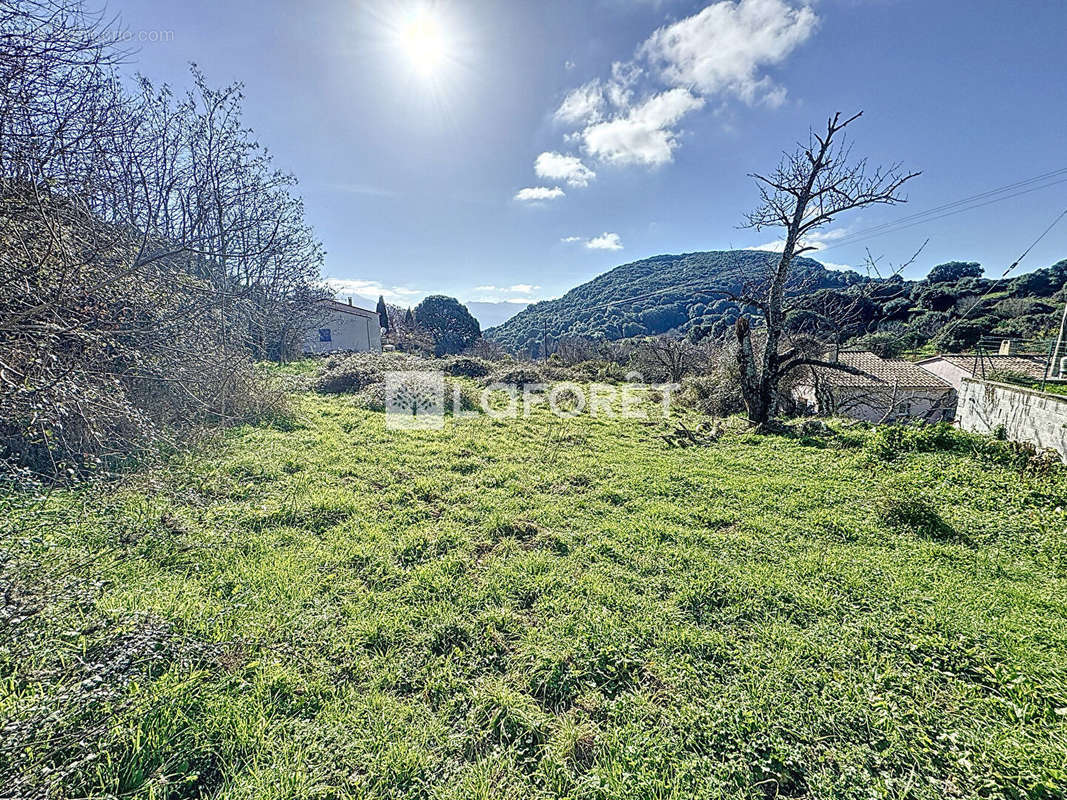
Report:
397,7,451,76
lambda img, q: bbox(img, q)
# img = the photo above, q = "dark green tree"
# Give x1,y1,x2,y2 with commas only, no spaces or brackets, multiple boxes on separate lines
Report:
376,295,389,331
927,261,982,283
404,307,415,327
1009,261,1067,297
414,295,481,355
916,285,957,312
932,320,986,352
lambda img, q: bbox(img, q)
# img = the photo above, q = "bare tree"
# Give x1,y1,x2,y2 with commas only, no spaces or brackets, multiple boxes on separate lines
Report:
733,111,919,424
782,242,926,359
467,337,509,361
632,336,699,383
554,336,597,365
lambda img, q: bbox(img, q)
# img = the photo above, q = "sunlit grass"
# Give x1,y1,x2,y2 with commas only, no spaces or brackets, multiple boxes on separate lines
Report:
2,389,1066,798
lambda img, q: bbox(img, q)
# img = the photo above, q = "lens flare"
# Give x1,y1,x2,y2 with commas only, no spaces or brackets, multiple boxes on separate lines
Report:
397,8,450,76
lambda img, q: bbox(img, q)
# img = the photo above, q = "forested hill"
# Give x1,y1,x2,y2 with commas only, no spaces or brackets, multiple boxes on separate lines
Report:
485,249,1067,357
484,250,858,355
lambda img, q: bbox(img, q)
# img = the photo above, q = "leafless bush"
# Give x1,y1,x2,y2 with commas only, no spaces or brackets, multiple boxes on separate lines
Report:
553,336,600,365
486,366,545,388
0,0,325,478
442,356,491,378
466,338,511,361
677,341,745,416
629,336,714,382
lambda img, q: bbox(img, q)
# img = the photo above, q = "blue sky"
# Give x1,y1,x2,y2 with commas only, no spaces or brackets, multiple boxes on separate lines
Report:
112,0,1067,318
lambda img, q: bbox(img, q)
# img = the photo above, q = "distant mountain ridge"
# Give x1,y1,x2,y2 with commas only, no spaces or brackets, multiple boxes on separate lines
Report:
466,301,530,329
485,249,858,355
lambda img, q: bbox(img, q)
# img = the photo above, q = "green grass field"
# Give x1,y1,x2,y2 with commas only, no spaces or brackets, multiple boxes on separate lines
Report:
3,381,1067,799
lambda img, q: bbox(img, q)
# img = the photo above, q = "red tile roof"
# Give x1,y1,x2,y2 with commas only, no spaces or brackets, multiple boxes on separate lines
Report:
807,351,953,390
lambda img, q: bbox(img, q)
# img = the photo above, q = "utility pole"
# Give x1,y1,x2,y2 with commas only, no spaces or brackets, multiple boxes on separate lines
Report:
1050,301,1067,380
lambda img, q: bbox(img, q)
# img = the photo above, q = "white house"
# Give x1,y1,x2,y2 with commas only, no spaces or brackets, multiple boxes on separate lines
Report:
302,298,382,355
792,351,956,423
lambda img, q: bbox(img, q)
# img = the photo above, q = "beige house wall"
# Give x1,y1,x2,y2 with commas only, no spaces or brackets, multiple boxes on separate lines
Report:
914,358,970,391
302,309,382,355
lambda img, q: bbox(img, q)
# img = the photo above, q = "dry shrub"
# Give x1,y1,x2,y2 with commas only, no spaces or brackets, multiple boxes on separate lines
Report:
486,366,545,388
346,378,479,415
350,382,387,412
442,356,492,378
314,352,435,394
0,2,327,480
465,338,510,361
0,200,283,480
672,338,744,416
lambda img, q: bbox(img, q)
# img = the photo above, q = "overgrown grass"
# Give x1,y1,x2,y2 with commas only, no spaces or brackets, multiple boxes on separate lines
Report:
2,388,1066,798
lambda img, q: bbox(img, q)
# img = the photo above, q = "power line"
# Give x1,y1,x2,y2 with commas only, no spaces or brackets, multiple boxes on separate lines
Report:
816,173,1067,254
554,170,1067,323
929,205,1067,346
826,167,1067,241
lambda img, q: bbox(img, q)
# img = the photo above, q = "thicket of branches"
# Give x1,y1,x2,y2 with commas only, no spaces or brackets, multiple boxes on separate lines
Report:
732,111,919,424
0,0,327,479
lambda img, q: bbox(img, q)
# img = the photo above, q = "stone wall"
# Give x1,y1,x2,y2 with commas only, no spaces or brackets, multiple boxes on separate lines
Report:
957,378,1067,460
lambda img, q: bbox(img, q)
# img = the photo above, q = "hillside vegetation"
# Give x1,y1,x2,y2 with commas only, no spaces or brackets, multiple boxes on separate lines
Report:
486,250,850,354
3,376,1066,798
486,250,1067,357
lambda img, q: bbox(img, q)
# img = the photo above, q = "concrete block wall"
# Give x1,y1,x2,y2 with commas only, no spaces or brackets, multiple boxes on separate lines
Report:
957,378,1067,461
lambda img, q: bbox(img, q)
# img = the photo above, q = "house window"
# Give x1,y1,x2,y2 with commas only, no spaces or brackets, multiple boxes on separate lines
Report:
318,328,332,343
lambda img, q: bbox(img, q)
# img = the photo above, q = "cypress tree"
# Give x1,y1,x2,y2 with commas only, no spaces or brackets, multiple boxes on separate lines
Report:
376,295,389,331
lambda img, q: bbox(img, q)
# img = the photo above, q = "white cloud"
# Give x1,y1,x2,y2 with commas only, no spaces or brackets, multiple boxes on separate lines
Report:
640,0,818,106
562,233,624,249
538,0,818,183
470,284,546,304
555,80,606,126
554,62,643,129
514,186,566,202
472,295,543,305
753,227,848,253
535,151,597,188
586,232,624,250
753,227,858,268
606,61,642,108
582,88,704,166
324,278,424,305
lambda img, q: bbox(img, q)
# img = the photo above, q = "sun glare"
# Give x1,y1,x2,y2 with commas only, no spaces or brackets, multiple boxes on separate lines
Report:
397,8,450,76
